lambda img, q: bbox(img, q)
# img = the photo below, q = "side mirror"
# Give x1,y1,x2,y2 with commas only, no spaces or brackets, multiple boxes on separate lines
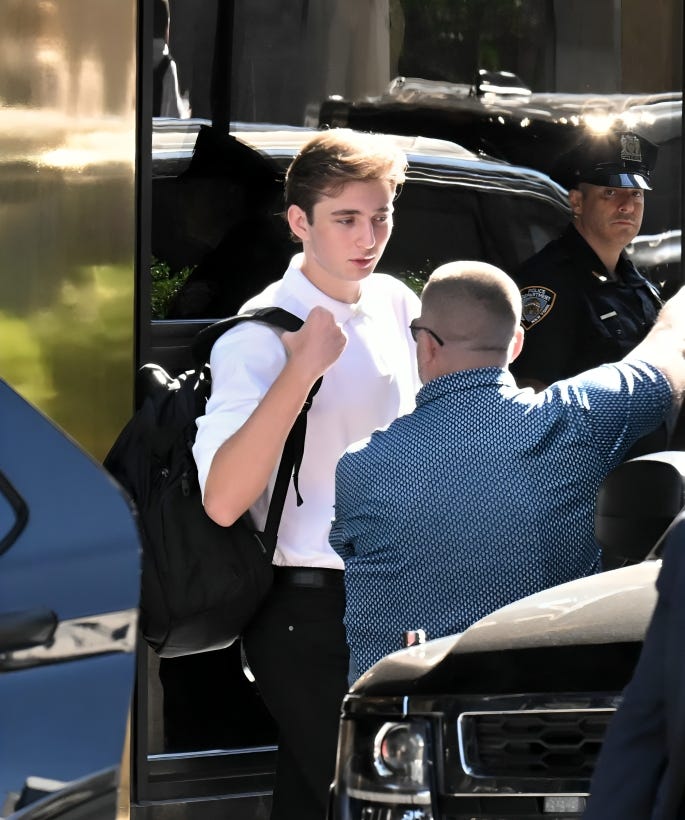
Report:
595,451,685,568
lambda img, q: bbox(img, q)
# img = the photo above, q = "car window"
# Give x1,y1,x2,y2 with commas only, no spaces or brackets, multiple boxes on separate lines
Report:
150,137,571,319
383,178,569,282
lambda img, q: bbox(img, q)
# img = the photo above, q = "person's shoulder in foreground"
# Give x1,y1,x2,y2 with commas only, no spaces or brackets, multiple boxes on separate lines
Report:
583,510,685,820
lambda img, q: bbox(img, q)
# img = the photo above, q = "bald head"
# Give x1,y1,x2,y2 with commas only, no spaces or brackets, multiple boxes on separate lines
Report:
415,261,524,381
422,261,522,348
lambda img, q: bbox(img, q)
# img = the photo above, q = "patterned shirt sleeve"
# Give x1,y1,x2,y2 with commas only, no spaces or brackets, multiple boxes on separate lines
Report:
551,360,672,466
330,452,357,561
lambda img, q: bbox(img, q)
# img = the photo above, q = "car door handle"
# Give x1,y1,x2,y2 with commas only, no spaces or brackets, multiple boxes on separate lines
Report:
0,609,58,652
0,469,29,556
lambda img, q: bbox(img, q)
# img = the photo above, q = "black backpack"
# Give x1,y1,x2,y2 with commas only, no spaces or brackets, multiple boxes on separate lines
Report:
104,307,318,658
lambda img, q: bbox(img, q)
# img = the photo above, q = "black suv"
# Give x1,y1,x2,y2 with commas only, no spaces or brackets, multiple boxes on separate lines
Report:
150,121,571,324
327,450,685,820
147,121,572,380
319,77,683,296
318,77,682,235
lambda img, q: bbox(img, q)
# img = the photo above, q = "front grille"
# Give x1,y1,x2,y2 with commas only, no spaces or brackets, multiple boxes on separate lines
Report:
459,709,613,779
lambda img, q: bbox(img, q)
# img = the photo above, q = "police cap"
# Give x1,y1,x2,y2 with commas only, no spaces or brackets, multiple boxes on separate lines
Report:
558,130,658,191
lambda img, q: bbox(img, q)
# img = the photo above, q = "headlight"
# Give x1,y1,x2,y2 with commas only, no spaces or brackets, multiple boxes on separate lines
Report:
331,716,436,820
374,722,426,784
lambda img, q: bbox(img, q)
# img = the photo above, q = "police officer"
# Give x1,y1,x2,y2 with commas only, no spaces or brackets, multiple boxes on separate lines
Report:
511,130,662,390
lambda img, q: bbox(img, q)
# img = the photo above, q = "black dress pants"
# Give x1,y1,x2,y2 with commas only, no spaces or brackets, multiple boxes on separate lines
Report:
242,567,349,820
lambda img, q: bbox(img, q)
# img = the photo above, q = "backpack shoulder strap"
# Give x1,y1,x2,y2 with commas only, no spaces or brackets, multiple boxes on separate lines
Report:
192,306,322,558
191,307,304,366
262,371,320,551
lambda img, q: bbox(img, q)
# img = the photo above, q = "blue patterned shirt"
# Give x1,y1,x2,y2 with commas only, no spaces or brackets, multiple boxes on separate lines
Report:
330,361,672,676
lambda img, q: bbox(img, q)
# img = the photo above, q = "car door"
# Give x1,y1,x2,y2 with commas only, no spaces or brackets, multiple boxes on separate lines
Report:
0,379,140,813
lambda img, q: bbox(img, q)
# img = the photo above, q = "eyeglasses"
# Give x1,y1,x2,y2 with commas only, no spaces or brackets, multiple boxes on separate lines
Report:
409,323,444,346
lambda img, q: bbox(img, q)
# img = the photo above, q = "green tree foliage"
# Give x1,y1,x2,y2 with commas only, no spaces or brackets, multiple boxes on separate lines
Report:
150,257,195,319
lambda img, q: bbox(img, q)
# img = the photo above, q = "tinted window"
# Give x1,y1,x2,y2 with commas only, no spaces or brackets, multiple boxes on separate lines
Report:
383,180,569,280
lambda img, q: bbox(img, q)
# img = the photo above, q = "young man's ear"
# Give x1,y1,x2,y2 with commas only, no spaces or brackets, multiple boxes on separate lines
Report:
287,204,309,242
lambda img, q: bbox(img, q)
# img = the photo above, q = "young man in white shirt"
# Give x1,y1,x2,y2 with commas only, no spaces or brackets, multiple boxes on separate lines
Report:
193,129,421,820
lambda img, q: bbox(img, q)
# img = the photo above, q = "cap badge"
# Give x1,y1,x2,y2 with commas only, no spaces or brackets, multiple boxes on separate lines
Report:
620,133,642,163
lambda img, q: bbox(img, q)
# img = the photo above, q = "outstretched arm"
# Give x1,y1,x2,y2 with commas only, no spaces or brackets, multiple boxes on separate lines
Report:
627,286,685,410
202,306,346,526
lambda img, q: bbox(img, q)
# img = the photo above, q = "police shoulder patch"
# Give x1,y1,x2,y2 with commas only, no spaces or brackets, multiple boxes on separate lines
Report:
520,285,557,330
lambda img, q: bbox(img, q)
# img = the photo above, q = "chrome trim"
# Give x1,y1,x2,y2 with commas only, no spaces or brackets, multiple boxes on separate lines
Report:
6,767,119,820
457,705,615,778
148,744,278,762
0,609,137,670
345,786,431,805
446,789,590,799
436,693,620,797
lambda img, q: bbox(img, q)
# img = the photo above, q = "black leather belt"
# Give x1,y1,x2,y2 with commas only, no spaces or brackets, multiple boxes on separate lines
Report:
273,566,344,590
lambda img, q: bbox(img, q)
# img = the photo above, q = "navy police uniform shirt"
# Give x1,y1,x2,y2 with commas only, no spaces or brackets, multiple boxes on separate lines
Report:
511,224,662,385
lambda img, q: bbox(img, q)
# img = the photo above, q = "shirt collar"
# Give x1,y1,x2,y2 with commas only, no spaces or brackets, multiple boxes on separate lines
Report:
417,367,516,406
283,253,375,324
564,224,637,283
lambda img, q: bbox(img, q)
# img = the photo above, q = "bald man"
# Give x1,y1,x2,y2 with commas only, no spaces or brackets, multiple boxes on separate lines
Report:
330,261,685,679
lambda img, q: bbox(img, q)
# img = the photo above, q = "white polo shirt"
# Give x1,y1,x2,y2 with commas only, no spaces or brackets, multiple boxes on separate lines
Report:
193,253,421,569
